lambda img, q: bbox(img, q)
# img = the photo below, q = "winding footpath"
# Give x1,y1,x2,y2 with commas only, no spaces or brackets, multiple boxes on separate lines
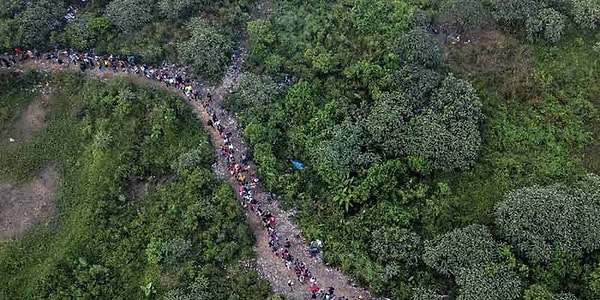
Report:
3,53,372,299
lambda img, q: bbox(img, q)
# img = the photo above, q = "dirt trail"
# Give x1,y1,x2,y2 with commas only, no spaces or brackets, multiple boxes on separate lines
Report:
5,61,372,299
3,54,372,300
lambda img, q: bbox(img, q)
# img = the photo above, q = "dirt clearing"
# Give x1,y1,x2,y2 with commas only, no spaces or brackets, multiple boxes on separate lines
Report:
0,166,58,241
10,85,55,142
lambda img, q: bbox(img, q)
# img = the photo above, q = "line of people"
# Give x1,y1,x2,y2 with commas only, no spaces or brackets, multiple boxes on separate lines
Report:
1,48,204,102
201,75,345,300
206,90,345,300
1,47,346,300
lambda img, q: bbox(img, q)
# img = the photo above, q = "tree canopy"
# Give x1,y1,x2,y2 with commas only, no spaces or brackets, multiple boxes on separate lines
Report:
105,0,155,33
494,174,600,264
178,18,232,82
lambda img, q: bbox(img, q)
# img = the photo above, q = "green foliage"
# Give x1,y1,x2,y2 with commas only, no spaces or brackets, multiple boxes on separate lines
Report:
424,225,524,299
247,19,278,72
455,266,522,300
178,18,232,82
164,276,211,300
371,227,421,267
63,14,111,51
494,174,600,264
438,0,489,32
526,8,566,43
172,147,213,174
313,120,379,183
366,74,482,171
398,28,444,68
158,0,206,21
490,0,544,24
226,72,279,123
551,293,580,300
571,0,600,30
391,64,441,100
161,238,192,270
423,224,499,275
105,0,155,33
13,0,65,48
412,74,482,171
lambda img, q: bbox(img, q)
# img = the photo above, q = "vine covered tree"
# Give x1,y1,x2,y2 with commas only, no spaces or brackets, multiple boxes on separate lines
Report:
494,174,600,264
366,91,415,158
490,0,544,24
409,74,482,171
455,266,522,300
158,0,211,20
526,8,565,43
571,0,600,29
227,72,278,122
313,120,380,183
397,28,444,68
438,0,489,32
14,0,64,48
178,18,232,82
105,0,155,33
423,224,499,275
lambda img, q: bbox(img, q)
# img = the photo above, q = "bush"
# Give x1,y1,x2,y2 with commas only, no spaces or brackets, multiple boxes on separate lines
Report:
158,0,204,20
438,0,489,32
571,0,600,30
64,14,111,51
105,0,155,33
526,8,566,43
494,174,600,264
14,0,65,48
397,28,444,68
491,0,544,24
409,74,482,171
456,266,523,300
178,18,232,82
423,224,498,275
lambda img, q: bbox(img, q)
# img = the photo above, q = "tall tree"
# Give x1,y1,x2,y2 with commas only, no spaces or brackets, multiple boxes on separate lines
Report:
494,174,600,264
178,18,232,82
397,28,444,68
105,0,154,33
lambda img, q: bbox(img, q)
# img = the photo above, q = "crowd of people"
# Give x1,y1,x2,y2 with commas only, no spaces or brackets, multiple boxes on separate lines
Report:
203,84,344,300
1,47,348,300
1,48,205,102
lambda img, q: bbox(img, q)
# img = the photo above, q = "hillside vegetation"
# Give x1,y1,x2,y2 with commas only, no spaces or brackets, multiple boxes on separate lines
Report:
0,70,270,299
0,0,599,299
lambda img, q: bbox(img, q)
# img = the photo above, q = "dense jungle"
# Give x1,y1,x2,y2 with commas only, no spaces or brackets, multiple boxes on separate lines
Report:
0,0,599,299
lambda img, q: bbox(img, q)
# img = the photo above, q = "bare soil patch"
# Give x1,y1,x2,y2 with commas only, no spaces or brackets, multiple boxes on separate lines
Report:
11,86,56,142
127,173,174,201
0,166,58,241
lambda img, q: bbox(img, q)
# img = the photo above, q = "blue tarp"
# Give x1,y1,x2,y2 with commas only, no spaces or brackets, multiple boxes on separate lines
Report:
291,160,305,170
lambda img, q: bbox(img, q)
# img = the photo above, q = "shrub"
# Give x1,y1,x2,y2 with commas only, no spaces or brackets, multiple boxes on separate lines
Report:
14,0,65,48
423,224,499,275
491,0,544,24
495,174,600,264
397,28,444,68
571,0,600,30
526,8,566,43
438,0,489,32
178,18,232,82
105,0,154,33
